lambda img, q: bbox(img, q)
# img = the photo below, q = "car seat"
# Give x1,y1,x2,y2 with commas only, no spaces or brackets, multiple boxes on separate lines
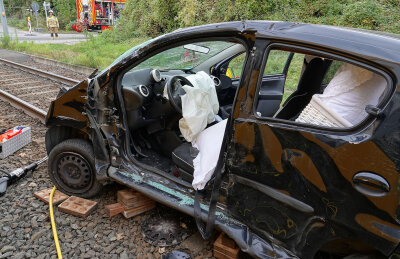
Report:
275,58,330,120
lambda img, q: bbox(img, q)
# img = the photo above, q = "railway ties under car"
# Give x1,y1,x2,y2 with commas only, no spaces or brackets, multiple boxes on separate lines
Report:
0,64,65,109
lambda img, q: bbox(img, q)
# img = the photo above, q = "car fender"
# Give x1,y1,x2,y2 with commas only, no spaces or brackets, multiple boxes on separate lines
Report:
45,79,111,180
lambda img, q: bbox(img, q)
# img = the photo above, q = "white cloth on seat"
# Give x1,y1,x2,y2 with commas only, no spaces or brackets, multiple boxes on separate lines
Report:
192,119,227,190
179,71,220,142
296,63,387,127
296,95,353,127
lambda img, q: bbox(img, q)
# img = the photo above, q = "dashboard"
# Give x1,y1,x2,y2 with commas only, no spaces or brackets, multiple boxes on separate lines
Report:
121,68,186,130
121,67,231,131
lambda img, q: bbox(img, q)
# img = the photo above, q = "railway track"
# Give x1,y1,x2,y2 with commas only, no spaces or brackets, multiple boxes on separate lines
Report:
0,57,81,123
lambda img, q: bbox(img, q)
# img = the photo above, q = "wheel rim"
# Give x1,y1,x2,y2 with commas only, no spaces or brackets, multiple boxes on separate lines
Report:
54,152,93,194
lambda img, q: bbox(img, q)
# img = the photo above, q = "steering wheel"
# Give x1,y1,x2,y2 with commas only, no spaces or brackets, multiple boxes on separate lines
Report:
166,75,194,114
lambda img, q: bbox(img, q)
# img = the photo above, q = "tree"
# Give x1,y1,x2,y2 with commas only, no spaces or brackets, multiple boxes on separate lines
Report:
52,0,75,29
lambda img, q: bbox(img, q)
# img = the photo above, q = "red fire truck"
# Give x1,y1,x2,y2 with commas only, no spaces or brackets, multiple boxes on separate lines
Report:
74,0,126,32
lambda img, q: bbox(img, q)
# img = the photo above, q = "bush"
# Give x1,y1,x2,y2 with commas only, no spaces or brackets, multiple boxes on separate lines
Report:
0,35,11,48
53,0,77,30
341,0,386,30
110,0,180,38
65,20,78,32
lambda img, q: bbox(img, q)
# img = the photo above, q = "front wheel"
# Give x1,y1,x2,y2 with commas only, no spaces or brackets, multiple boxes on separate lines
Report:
47,139,102,198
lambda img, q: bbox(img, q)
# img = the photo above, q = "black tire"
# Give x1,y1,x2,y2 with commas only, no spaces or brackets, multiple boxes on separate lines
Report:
47,138,102,198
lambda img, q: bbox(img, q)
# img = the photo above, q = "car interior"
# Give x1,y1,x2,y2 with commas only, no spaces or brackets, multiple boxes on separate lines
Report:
118,41,388,185
256,49,388,128
119,40,246,184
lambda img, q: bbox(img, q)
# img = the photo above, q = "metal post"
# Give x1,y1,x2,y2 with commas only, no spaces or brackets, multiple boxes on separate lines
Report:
0,0,9,36
43,2,48,20
110,3,112,25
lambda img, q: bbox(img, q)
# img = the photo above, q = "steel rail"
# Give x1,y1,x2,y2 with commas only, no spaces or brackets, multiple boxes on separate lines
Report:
0,89,47,123
0,57,80,85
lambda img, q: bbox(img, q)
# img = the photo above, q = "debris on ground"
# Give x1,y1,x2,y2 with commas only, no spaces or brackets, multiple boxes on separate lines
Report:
213,232,240,259
58,196,98,218
105,203,124,217
117,189,156,219
34,187,69,205
142,206,194,247
0,126,31,159
162,250,191,259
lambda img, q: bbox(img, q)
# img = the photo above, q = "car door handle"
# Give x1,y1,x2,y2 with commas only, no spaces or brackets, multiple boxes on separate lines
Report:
352,172,390,197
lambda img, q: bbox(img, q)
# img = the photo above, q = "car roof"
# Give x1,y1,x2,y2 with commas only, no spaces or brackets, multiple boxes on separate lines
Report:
169,21,400,67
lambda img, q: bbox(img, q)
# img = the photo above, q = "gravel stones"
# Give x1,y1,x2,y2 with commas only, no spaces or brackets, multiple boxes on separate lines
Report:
0,245,15,253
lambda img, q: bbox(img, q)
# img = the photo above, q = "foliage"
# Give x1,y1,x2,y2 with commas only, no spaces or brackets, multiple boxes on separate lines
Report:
110,0,180,38
116,0,400,37
341,0,386,30
0,35,11,48
7,18,28,30
52,0,76,30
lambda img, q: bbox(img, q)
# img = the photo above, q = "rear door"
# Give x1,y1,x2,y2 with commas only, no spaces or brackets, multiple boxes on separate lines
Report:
225,41,400,258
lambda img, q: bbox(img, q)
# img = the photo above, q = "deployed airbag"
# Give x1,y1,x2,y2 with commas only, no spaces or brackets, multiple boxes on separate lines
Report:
192,119,227,190
179,71,219,142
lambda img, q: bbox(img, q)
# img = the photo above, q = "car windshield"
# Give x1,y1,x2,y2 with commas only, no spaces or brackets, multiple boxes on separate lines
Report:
98,37,158,76
132,41,235,71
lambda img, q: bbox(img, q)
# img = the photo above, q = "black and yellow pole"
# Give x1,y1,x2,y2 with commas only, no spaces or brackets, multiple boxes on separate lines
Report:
0,0,9,36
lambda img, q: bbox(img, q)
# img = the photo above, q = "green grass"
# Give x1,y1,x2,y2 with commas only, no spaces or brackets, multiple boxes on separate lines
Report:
2,35,149,69
284,53,304,92
0,34,11,48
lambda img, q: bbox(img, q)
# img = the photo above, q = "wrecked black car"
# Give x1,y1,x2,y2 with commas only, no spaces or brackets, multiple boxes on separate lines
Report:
44,21,400,258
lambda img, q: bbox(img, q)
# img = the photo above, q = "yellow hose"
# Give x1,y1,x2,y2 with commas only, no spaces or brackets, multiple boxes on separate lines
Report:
49,186,63,259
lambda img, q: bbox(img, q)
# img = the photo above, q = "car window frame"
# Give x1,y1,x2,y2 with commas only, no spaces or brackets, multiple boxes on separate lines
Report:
252,42,395,135
262,50,294,77
226,52,247,79
211,51,246,79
